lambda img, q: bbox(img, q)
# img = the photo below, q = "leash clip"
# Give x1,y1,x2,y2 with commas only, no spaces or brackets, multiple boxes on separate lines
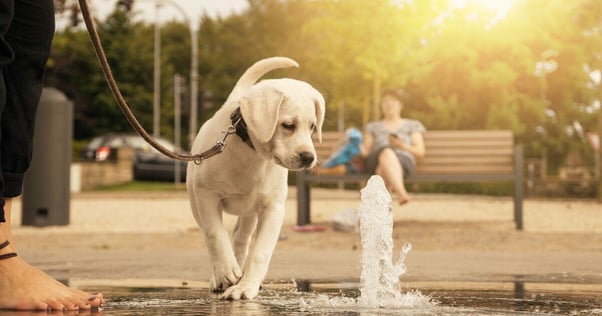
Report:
217,125,237,147
194,124,238,165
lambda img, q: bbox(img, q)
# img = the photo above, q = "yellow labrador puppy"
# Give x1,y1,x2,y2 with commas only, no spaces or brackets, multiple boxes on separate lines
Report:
187,57,325,300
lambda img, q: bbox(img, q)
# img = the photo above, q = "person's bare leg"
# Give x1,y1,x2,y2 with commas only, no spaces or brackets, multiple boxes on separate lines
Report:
0,198,104,310
375,148,410,205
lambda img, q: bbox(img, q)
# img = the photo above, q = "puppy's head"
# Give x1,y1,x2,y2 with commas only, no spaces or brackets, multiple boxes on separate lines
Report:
237,79,325,171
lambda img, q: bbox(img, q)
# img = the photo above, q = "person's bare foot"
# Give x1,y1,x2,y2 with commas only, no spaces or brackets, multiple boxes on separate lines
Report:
0,240,104,310
398,193,410,205
392,190,410,205
0,242,104,310
0,198,104,310
383,182,410,206
0,220,104,310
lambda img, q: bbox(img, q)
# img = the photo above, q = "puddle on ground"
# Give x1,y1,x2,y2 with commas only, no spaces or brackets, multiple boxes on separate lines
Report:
3,280,599,315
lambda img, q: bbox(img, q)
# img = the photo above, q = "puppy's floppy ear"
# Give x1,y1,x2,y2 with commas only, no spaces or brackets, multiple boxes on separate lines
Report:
239,87,284,144
313,92,326,143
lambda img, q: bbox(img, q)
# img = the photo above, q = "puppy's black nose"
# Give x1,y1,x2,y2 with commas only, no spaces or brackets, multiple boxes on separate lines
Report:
299,151,315,167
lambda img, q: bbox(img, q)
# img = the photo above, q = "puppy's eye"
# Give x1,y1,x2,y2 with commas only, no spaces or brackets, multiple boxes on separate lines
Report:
282,122,296,131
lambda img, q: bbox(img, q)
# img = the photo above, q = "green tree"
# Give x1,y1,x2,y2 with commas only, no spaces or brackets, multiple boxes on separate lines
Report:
49,8,193,145
47,0,601,189
49,9,155,139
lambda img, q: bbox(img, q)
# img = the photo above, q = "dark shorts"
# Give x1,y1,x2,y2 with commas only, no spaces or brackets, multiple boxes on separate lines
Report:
0,0,54,222
365,146,416,177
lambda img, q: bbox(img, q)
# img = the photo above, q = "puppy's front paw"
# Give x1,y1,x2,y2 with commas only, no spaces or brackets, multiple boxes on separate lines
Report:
220,281,260,300
210,262,243,292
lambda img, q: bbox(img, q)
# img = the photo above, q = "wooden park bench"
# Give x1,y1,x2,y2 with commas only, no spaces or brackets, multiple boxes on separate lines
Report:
296,130,525,229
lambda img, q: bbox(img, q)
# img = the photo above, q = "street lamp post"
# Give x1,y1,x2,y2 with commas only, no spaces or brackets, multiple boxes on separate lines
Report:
189,20,199,146
151,0,199,144
153,2,161,137
174,74,182,185
598,74,602,203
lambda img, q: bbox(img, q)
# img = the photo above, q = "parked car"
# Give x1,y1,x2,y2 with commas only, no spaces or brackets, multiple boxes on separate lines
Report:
81,133,187,182
133,143,188,182
81,133,147,161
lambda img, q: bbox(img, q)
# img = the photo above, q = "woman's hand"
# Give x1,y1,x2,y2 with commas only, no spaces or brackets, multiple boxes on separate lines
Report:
389,132,426,158
388,134,408,150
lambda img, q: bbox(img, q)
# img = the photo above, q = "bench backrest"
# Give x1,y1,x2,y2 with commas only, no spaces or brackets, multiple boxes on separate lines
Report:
314,130,515,175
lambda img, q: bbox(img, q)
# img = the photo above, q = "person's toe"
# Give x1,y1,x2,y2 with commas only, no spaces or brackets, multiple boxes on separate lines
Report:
66,294,90,309
87,295,103,307
45,299,66,310
33,301,49,310
58,298,78,311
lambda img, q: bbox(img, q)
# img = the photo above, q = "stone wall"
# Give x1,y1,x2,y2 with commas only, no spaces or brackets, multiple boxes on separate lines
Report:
71,148,134,192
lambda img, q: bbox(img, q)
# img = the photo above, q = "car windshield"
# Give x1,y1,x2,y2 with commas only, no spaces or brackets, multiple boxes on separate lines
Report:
105,137,126,148
85,134,179,153
86,136,105,149
125,136,148,149
131,136,177,152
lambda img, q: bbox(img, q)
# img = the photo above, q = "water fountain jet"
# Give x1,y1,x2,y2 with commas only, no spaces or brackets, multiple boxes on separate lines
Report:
358,175,413,308
295,175,431,311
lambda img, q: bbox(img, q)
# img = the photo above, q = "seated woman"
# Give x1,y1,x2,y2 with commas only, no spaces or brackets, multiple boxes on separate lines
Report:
360,89,426,205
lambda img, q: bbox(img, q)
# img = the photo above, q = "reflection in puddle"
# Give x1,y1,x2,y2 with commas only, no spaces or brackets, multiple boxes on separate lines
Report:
2,280,596,316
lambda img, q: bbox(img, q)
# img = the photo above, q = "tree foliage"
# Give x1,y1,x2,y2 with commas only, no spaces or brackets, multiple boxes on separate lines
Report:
48,0,601,173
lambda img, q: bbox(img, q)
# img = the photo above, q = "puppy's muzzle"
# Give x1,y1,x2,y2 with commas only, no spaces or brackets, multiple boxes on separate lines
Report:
299,151,315,168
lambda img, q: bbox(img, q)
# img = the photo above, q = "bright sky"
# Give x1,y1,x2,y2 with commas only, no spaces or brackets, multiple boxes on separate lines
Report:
62,0,249,29
450,0,514,17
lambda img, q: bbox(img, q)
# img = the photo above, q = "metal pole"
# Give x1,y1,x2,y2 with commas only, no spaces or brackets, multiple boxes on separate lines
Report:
174,74,182,186
337,101,344,190
338,101,344,132
189,25,199,148
598,74,602,203
540,68,547,181
153,2,162,137
153,0,198,147
145,0,198,145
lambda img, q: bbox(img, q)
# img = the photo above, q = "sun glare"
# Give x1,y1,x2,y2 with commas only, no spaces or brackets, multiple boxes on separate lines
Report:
451,0,515,19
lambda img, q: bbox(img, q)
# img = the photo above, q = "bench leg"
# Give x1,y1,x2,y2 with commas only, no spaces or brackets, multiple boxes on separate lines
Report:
296,175,311,226
514,145,524,230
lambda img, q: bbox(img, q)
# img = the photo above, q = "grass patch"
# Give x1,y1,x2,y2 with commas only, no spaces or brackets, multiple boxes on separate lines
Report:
90,181,186,192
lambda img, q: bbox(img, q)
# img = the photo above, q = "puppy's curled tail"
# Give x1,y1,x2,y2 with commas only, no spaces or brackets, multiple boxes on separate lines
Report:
227,57,299,102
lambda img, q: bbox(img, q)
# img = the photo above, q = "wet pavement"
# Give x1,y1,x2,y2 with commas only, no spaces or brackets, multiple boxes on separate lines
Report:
4,191,602,315
1,280,600,315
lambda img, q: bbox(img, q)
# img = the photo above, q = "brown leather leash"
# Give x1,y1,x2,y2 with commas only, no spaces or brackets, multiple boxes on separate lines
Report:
77,0,236,164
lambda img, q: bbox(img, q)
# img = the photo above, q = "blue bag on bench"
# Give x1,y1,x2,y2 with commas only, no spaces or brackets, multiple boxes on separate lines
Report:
322,128,364,174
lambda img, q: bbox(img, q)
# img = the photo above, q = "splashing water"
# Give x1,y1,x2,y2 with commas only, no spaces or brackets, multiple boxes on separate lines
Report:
298,175,433,311
358,175,413,308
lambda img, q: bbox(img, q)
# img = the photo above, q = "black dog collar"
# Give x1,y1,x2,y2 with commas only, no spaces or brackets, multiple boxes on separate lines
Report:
230,108,255,150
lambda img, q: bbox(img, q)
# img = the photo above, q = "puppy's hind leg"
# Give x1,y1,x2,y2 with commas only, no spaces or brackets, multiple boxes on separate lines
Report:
192,190,242,293
232,213,258,270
